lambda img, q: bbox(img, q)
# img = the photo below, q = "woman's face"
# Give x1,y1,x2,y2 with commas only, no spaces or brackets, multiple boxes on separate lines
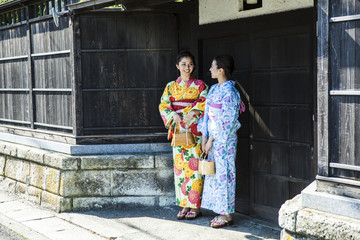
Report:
176,57,194,78
209,60,220,79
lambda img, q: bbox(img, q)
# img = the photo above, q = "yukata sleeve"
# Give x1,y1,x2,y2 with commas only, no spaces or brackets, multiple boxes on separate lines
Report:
159,83,176,130
212,89,241,143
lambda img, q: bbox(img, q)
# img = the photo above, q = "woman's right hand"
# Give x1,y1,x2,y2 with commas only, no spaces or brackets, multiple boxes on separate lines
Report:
173,113,182,124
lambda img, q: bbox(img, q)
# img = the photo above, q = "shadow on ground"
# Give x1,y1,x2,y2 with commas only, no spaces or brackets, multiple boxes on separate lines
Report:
62,206,280,240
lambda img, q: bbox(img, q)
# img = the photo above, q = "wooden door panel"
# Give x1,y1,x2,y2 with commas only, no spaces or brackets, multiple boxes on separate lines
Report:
253,107,288,140
253,72,312,105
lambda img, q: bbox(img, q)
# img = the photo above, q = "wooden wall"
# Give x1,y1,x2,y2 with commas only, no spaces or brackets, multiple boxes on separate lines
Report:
0,6,179,142
0,25,29,124
0,0,74,134
326,0,360,179
75,12,178,142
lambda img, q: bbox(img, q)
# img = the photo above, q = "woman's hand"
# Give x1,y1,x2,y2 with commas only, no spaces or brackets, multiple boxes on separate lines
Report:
183,110,199,124
204,141,212,154
202,135,208,154
204,136,214,154
173,113,182,124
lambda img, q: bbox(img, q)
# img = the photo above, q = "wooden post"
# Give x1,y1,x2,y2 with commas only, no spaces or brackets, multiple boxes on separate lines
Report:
71,14,83,137
317,0,329,177
26,6,35,129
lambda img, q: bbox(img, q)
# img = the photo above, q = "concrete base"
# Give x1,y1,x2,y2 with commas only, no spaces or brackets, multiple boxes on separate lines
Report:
0,140,175,212
279,181,360,240
0,132,170,155
302,181,360,220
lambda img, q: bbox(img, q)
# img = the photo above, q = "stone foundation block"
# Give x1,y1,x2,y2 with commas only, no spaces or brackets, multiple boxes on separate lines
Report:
296,208,360,240
72,196,156,210
17,146,46,164
15,182,42,205
155,153,173,168
29,164,60,194
0,155,5,175
4,158,30,184
44,153,79,170
0,141,175,212
159,195,175,206
0,142,17,157
29,163,44,189
80,154,154,170
41,191,72,212
0,176,16,193
111,169,173,196
279,193,360,240
60,170,111,197
279,194,302,232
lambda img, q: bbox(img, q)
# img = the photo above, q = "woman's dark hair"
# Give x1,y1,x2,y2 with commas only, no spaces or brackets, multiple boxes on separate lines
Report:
176,51,196,66
213,54,234,79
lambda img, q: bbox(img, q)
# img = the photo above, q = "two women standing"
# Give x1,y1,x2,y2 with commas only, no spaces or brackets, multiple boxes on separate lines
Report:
159,52,242,228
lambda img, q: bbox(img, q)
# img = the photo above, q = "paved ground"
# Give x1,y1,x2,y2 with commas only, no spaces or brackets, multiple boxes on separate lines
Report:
0,223,26,240
0,191,280,240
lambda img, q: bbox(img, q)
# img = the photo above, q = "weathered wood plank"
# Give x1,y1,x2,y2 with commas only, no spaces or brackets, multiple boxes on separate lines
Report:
26,7,34,128
317,0,329,176
34,92,72,128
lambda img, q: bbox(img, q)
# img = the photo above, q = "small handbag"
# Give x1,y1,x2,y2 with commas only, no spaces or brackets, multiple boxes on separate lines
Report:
171,123,195,147
198,153,215,175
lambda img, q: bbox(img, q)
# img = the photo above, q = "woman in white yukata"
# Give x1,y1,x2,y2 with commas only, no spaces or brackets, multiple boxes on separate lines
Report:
197,54,242,228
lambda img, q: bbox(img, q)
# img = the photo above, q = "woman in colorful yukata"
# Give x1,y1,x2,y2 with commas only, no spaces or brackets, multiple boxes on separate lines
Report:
159,51,208,220
198,54,242,228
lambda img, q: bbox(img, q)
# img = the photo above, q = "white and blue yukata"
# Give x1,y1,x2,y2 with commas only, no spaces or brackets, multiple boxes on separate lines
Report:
197,80,241,215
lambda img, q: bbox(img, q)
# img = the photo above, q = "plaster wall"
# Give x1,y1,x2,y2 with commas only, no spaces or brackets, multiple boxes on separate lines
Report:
199,0,314,25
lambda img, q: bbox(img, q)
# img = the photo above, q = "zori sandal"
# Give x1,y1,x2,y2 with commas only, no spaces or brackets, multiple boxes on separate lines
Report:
210,215,220,225
210,217,234,228
177,210,189,220
184,211,202,220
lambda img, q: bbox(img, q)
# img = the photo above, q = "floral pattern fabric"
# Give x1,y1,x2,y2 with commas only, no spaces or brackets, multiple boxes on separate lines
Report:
197,80,241,215
159,77,208,208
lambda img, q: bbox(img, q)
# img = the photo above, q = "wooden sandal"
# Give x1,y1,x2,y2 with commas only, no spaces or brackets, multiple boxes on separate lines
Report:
210,217,234,228
184,211,202,220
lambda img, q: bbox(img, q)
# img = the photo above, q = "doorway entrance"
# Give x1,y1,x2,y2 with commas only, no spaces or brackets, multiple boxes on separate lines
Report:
199,9,316,221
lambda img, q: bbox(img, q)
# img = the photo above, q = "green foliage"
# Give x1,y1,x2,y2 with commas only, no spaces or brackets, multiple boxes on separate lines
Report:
0,0,13,5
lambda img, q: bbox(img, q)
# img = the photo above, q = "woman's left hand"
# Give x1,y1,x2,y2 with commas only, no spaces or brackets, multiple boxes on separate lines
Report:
183,110,199,124
204,136,214,154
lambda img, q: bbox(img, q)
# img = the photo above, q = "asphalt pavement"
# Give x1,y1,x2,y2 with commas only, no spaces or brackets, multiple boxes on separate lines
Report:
0,190,280,240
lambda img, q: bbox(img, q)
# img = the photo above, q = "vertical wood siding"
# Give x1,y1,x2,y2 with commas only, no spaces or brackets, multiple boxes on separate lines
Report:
0,14,72,130
0,25,29,123
328,0,360,179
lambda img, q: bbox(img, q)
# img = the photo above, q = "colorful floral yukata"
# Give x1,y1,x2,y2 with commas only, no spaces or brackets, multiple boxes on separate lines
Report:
159,77,208,208
197,80,241,215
